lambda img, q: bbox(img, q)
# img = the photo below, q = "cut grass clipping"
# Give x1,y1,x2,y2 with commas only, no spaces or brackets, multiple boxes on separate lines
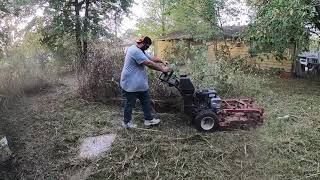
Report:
2,76,320,179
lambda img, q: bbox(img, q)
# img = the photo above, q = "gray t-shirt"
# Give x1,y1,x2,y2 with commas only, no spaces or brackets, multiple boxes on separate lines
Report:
120,45,153,92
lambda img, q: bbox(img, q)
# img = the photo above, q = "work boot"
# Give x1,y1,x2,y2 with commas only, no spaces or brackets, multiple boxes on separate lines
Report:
122,121,137,129
144,118,161,126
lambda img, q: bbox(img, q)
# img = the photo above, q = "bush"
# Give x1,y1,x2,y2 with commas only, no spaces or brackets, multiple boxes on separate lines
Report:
77,40,124,101
48,34,79,74
0,61,52,95
0,61,56,109
191,59,264,98
207,63,262,97
164,43,265,98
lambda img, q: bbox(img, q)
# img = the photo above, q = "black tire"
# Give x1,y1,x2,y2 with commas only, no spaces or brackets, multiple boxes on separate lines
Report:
193,110,220,132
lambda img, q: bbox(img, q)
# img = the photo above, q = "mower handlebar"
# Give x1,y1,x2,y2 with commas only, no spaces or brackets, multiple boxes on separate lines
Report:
159,71,180,89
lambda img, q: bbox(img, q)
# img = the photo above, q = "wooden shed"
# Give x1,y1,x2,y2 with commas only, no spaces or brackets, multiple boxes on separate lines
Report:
154,26,292,72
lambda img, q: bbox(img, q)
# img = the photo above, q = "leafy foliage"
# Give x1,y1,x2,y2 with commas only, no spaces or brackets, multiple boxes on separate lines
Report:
161,40,263,97
245,0,317,60
171,0,224,40
0,0,47,59
137,0,242,41
41,0,133,66
0,0,22,56
136,0,176,38
0,0,22,17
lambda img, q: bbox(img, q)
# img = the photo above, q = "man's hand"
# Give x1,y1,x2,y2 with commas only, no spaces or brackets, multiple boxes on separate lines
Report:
162,60,169,65
161,66,173,73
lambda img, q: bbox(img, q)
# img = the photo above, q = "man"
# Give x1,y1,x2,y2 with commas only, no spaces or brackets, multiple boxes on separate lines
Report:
120,36,172,128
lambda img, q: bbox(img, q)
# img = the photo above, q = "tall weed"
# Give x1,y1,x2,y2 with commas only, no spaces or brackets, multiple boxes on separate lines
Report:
77,40,124,101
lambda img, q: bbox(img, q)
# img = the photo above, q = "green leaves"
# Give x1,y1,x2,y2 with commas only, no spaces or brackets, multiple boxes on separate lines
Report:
136,0,176,38
40,0,133,65
136,0,228,41
171,0,224,40
245,0,314,61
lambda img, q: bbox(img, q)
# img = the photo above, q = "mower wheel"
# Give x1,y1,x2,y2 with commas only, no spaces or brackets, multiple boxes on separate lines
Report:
193,110,219,132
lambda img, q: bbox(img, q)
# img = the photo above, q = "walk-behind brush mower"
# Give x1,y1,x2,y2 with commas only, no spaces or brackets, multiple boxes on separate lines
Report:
159,71,265,132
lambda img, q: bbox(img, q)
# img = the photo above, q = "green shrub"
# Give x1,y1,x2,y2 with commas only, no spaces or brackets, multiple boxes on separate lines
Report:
192,60,265,98
0,33,57,110
164,43,265,98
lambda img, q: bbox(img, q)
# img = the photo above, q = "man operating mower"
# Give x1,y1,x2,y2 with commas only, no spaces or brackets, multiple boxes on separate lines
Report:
120,36,172,128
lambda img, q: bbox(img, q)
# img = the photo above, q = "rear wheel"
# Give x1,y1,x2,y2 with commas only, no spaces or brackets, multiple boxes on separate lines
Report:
193,110,219,132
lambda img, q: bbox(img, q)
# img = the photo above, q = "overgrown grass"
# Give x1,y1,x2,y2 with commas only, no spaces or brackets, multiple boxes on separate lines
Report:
2,74,320,179
253,78,320,179
80,78,320,179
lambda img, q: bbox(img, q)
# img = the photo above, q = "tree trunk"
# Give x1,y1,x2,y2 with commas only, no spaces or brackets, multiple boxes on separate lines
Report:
161,19,165,36
290,42,298,77
75,0,84,67
83,0,90,63
160,0,166,36
314,0,320,30
217,8,231,60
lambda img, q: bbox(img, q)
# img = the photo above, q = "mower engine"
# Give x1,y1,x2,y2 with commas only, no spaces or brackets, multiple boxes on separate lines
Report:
159,71,264,132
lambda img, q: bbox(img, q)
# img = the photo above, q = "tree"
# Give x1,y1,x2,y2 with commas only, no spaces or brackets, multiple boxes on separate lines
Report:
169,0,214,37
246,0,319,71
136,0,175,38
41,0,133,67
136,0,242,42
0,0,40,58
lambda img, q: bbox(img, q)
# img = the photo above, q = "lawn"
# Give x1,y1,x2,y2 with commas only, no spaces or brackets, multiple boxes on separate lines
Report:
1,76,320,179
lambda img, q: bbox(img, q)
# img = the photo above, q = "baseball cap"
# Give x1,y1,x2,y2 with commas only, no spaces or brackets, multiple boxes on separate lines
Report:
136,36,152,45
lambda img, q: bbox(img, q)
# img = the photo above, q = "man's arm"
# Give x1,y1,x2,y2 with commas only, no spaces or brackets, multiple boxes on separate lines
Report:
149,56,169,65
143,60,171,72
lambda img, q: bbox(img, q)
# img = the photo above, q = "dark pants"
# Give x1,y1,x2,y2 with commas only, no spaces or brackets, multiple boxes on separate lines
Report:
123,90,153,124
